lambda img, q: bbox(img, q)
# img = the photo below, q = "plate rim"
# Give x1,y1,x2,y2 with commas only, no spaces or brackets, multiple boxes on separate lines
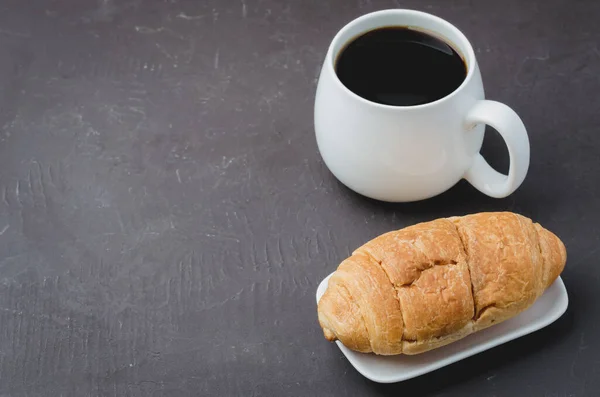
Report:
316,272,569,383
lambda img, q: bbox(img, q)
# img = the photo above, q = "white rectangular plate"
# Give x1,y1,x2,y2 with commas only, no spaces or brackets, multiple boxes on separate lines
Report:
316,272,568,383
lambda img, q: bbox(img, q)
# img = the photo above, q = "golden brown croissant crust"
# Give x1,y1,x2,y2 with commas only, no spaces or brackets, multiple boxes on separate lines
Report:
317,212,567,355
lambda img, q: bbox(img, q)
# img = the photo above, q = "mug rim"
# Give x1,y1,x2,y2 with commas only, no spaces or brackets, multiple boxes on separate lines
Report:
327,9,477,110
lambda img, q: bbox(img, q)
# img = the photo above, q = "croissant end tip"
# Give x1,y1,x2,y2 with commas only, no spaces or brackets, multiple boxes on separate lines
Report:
323,328,337,341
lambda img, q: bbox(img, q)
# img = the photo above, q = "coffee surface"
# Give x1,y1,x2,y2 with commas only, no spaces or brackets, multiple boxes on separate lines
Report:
335,27,467,106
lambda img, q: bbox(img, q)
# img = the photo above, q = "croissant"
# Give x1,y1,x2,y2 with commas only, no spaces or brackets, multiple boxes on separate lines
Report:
317,212,566,355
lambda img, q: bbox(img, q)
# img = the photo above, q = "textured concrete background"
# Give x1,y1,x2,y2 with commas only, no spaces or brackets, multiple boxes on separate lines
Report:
0,0,598,396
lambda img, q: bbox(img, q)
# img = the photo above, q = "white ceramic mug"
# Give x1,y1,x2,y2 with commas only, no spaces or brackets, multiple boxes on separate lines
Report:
314,9,530,202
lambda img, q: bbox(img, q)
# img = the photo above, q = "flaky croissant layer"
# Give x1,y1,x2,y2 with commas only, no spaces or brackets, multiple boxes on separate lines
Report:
317,212,567,355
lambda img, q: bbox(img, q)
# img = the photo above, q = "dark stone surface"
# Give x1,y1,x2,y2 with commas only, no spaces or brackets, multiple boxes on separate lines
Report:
0,0,597,395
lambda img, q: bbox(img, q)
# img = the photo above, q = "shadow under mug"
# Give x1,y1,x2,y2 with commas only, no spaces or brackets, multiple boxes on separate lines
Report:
314,9,530,203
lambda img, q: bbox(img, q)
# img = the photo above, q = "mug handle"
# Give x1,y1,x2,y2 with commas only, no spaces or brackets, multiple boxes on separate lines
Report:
463,100,530,198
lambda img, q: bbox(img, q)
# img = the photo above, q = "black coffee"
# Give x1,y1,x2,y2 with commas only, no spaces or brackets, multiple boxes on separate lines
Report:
335,27,466,106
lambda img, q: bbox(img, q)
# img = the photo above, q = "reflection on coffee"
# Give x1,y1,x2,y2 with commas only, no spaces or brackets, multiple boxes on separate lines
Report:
335,27,467,106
